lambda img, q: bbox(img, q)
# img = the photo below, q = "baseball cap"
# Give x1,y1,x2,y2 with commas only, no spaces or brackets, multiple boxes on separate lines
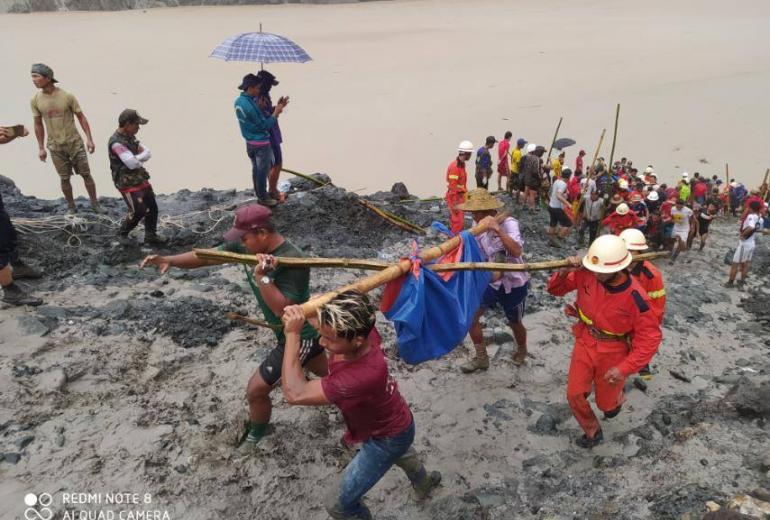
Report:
223,204,273,241
238,73,261,90
256,70,279,86
516,138,527,146
31,63,58,83
118,109,149,127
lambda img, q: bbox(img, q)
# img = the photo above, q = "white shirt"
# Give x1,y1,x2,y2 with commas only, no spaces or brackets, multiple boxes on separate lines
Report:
549,179,568,209
740,213,763,248
671,206,693,234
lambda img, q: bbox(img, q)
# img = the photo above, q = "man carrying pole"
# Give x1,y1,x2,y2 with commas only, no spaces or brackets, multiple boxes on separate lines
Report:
547,235,662,448
454,189,530,373
139,204,327,450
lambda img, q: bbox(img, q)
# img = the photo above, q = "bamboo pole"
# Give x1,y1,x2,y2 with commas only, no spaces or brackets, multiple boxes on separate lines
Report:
725,163,731,213
297,214,511,316
545,116,564,170
431,251,669,272
195,249,392,270
589,128,606,174
607,104,620,172
281,167,330,187
355,199,426,235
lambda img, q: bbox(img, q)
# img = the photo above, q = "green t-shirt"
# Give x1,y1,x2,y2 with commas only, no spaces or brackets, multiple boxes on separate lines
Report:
220,240,318,343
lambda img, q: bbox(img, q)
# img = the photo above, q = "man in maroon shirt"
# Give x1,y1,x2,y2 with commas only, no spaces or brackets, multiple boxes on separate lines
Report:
281,291,441,519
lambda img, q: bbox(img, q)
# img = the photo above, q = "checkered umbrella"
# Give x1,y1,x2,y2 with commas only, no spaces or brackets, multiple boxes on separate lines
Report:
210,31,312,64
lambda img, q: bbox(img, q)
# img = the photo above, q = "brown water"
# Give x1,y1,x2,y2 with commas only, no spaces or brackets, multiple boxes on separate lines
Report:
2,0,770,199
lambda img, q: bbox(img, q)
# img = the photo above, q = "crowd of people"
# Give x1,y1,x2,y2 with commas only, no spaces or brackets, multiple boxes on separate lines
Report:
2,63,769,519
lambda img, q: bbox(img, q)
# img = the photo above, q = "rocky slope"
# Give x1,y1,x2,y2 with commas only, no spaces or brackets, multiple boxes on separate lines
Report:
1,175,769,520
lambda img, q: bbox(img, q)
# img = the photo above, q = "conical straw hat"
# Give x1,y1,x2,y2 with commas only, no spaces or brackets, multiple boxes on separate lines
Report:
456,188,505,211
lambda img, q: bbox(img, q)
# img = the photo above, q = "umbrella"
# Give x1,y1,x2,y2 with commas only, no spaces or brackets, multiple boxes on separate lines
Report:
553,137,576,150
210,28,312,64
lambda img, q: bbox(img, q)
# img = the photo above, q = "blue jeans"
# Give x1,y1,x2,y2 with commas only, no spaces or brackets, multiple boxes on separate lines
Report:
246,144,274,200
329,421,417,519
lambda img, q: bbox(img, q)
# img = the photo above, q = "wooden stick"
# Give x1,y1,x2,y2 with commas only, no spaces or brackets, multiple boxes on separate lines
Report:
607,104,621,171
545,116,564,168
431,251,669,272
226,312,282,330
760,168,770,199
589,128,606,174
725,163,731,213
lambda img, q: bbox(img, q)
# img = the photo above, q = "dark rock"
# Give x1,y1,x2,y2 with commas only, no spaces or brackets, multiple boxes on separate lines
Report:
174,464,188,474
533,413,558,434
726,377,770,418
15,435,34,450
3,453,21,464
150,290,165,298
390,182,411,199
16,316,50,336
36,306,69,320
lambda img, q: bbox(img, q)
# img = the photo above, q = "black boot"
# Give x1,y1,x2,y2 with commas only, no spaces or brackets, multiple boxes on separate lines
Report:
576,429,603,449
2,282,43,306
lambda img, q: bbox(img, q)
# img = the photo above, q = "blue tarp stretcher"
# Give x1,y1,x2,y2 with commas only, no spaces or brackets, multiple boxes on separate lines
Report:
380,227,491,364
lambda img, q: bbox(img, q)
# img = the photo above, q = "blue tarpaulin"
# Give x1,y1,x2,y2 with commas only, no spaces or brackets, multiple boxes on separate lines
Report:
383,229,491,364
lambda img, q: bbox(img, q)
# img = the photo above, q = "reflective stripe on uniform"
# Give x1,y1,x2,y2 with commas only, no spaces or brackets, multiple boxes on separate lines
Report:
448,175,459,180
578,307,625,337
647,288,666,299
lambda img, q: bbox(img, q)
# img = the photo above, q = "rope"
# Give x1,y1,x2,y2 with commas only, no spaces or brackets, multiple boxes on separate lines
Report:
10,197,258,248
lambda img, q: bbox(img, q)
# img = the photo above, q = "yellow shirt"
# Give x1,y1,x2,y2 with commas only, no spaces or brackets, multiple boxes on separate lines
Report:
551,158,562,180
510,147,522,174
30,88,83,148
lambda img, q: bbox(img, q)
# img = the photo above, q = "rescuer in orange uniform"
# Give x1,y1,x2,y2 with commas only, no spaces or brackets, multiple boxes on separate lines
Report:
446,141,473,234
620,228,666,380
547,234,662,448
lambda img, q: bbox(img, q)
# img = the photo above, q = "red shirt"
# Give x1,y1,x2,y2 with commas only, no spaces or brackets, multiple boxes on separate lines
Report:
693,182,708,198
661,200,675,220
498,139,510,163
602,210,638,234
575,155,584,172
446,161,467,194
321,329,412,445
547,269,662,377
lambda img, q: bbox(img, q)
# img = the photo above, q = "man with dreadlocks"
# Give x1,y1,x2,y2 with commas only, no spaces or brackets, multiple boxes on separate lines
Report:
281,291,442,520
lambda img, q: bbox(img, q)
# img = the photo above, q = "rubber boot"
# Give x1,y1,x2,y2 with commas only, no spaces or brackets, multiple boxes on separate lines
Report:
144,233,168,246
460,343,489,373
2,282,43,306
394,448,442,500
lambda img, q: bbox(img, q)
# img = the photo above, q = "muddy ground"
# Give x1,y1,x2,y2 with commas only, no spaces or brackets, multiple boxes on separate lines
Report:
0,174,769,520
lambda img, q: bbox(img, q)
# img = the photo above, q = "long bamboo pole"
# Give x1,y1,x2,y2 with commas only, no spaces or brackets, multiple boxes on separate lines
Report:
226,312,281,330
589,128,606,174
607,104,621,172
431,251,668,272
760,168,770,199
725,163,731,213
195,249,392,270
281,167,330,186
545,116,564,169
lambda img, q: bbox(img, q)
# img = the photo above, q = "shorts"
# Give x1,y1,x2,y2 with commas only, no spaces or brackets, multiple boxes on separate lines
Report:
733,243,755,264
259,336,324,386
480,283,528,324
697,222,711,236
673,229,689,242
49,140,91,181
548,206,571,228
663,222,674,239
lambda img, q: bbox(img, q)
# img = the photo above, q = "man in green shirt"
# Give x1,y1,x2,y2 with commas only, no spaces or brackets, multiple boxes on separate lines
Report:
140,204,326,449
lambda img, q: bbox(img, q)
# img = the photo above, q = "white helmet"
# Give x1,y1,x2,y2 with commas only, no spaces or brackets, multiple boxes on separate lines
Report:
647,191,660,202
681,171,689,178
526,143,537,153
458,140,474,154
616,202,630,215
619,228,649,251
618,179,629,190
644,166,654,174
583,235,632,274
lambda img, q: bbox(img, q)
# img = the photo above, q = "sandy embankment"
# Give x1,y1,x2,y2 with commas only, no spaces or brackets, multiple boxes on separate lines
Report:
0,173,769,519
2,0,770,201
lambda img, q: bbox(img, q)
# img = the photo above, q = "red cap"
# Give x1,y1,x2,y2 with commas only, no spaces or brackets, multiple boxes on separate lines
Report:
223,204,273,241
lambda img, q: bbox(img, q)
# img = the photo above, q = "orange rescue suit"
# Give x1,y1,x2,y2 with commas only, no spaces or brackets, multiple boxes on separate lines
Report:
629,260,666,324
445,160,468,234
602,210,639,235
547,268,662,438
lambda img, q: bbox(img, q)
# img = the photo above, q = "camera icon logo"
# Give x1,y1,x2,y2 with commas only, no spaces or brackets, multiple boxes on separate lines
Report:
24,492,53,520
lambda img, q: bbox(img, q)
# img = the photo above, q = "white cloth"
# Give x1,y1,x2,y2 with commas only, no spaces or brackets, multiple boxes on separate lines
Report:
549,179,568,209
739,213,763,249
733,243,755,263
671,206,693,235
